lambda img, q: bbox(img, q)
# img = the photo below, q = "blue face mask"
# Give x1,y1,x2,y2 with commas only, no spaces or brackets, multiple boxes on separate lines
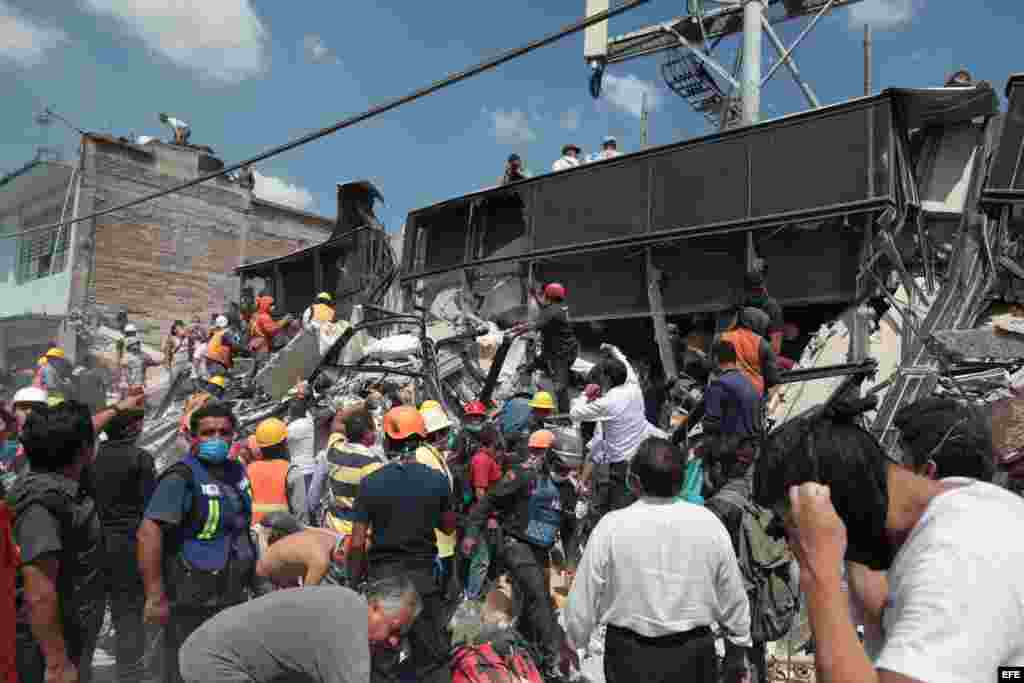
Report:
196,438,230,464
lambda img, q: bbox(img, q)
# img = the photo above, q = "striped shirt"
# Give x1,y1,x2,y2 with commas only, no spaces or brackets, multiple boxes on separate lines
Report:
323,443,383,535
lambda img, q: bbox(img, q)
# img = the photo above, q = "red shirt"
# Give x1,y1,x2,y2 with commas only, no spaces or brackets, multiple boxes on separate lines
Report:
469,448,502,492
0,503,17,683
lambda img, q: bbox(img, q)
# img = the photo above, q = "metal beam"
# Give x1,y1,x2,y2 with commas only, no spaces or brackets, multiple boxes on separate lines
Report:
603,0,866,65
741,0,764,125
760,0,837,86
664,25,740,90
761,16,820,108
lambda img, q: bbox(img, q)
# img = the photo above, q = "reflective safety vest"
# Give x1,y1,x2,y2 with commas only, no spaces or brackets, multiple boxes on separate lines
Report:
524,475,562,549
247,459,292,524
177,455,252,573
311,303,335,323
205,330,233,369
721,328,765,395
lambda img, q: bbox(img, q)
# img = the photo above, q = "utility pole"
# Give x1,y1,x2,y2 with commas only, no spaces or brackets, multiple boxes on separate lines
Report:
863,24,872,95
740,0,764,126
640,92,649,149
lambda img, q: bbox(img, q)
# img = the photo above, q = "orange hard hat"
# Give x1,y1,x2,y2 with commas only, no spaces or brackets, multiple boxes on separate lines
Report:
383,405,428,441
528,430,555,449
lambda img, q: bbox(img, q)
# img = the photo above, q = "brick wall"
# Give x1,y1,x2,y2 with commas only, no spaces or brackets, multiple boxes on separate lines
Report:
77,137,332,344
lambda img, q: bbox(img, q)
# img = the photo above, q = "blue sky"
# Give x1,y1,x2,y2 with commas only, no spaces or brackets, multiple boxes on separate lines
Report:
1,0,1022,235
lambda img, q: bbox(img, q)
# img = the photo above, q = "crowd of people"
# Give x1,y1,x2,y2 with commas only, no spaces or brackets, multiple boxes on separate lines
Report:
4,272,1024,683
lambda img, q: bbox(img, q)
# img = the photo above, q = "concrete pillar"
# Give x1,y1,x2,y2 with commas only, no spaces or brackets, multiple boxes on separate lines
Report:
741,0,763,126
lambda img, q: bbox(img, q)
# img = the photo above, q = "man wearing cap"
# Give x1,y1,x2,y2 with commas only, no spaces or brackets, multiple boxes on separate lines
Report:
120,332,160,399
348,406,455,683
501,154,531,184
248,418,308,526
302,292,337,330
86,399,156,683
204,315,241,379
38,347,72,406
552,144,582,172
512,284,579,415
596,136,621,160
464,429,575,681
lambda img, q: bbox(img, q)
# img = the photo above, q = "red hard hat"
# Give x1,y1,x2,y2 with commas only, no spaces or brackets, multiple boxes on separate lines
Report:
543,283,566,300
464,400,487,417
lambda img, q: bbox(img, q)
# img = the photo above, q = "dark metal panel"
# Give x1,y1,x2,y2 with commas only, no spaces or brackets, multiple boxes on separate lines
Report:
533,248,649,321
653,233,746,315
755,220,863,304
986,75,1024,197
279,256,316,317
532,161,649,250
750,108,875,217
650,141,749,232
419,204,470,271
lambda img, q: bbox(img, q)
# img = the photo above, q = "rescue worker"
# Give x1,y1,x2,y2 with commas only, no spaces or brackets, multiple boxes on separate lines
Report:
495,390,534,460
249,296,294,355
302,292,336,329
204,315,240,379
247,417,308,526
321,408,385,537
254,511,346,588
552,144,582,172
511,283,579,415
12,386,49,434
37,347,72,406
347,406,456,683
11,401,105,683
501,153,531,184
742,269,784,355
88,400,156,683
138,401,257,683
180,376,226,441
463,429,573,681
527,391,556,431
121,333,160,397
719,307,781,397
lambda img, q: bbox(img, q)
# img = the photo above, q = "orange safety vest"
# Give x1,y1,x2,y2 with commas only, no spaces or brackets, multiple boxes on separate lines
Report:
721,328,765,395
247,459,292,524
205,330,233,369
311,303,335,323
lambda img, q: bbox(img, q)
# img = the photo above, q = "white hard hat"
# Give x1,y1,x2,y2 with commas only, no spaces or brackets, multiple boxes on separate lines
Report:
215,315,229,328
13,387,48,405
124,324,138,334
421,405,454,434
603,135,617,145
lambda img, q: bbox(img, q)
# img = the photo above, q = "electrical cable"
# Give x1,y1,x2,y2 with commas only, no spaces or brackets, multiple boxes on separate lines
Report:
3,0,650,242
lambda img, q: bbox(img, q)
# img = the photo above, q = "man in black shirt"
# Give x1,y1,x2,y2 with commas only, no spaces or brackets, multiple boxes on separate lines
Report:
348,406,456,683
512,282,579,415
743,270,784,355
10,401,106,683
88,404,157,683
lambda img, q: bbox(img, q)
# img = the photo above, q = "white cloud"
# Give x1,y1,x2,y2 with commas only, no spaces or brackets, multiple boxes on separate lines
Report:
302,34,338,64
484,107,537,145
253,171,316,212
560,107,582,131
848,0,918,29
80,0,269,83
0,2,67,67
603,73,662,118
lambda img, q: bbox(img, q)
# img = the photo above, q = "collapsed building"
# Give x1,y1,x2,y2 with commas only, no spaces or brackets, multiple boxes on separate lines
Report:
141,73,1024,475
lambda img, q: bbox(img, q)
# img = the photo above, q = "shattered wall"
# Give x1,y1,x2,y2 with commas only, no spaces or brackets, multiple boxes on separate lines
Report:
72,136,332,346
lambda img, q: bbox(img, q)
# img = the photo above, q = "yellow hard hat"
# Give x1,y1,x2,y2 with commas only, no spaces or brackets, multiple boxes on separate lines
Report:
420,400,441,412
528,391,555,410
37,356,48,367
316,292,333,302
528,430,556,449
46,347,65,359
254,417,289,448
207,376,226,388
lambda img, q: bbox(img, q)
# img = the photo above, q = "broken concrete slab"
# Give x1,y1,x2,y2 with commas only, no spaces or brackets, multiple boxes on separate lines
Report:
932,326,1024,362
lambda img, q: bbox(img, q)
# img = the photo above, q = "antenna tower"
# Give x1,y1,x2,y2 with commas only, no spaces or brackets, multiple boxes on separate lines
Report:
584,0,870,131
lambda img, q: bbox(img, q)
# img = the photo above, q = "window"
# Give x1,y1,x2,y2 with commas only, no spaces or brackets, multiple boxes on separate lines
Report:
18,207,68,283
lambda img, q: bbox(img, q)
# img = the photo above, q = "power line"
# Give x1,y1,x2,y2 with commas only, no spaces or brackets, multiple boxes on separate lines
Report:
2,0,649,242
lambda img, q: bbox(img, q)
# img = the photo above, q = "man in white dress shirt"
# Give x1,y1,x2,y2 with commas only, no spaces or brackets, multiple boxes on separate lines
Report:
565,437,751,683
